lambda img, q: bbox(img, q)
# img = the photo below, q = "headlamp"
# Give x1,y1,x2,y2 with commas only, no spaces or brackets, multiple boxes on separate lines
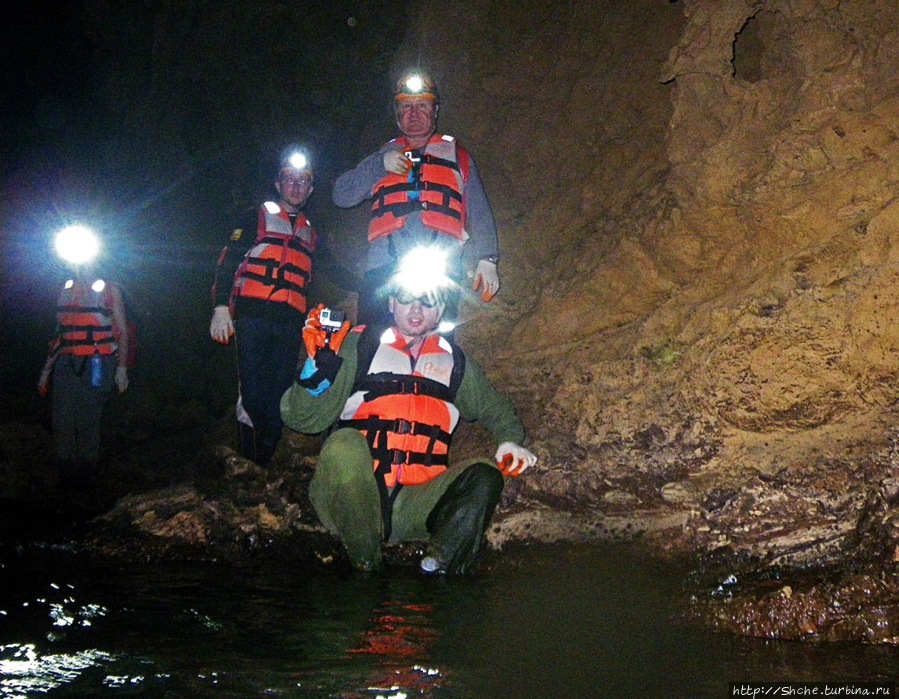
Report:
278,145,312,175
392,246,453,300
54,225,100,266
286,152,308,171
394,73,438,102
405,75,424,94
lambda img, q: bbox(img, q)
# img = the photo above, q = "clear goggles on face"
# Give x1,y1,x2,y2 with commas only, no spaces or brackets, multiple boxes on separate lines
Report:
394,289,443,308
280,173,312,188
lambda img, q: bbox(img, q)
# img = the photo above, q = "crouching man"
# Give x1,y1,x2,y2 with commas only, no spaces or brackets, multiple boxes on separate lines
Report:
280,248,536,573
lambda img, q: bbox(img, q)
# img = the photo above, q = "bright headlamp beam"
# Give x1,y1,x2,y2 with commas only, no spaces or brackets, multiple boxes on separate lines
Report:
287,152,308,170
394,246,450,297
54,225,100,265
405,75,424,93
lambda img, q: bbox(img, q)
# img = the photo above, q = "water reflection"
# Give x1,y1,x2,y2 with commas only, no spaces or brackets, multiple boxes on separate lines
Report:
1,644,113,696
347,596,443,697
0,545,897,698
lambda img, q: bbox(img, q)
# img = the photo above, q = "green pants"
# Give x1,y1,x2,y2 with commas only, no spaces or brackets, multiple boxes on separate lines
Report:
309,428,503,572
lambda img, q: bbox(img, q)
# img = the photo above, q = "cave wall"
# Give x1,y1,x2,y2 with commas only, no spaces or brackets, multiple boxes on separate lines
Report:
396,0,899,535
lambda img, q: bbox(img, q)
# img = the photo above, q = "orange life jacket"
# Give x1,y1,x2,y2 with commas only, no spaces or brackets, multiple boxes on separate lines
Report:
368,134,468,243
52,278,118,357
231,203,317,314
338,327,466,487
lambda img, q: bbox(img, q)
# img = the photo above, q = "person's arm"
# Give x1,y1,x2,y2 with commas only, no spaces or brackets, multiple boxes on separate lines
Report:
462,154,499,262
212,219,255,308
280,331,361,434
332,149,392,208
109,284,128,366
454,350,537,474
210,211,256,342
108,283,130,393
454,351,525,446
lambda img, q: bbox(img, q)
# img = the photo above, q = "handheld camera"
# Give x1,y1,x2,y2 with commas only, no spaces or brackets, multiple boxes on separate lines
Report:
319,308,345,333
403,150,422,180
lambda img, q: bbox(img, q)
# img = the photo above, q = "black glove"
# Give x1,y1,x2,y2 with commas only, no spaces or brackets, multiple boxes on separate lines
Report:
297,347,343,390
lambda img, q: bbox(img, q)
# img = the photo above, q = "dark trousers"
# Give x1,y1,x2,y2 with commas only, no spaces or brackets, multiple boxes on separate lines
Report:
234,315,303,467
310,428,504,572
52,353,115,467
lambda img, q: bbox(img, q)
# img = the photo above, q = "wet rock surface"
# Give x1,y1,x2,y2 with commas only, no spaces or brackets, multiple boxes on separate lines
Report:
687,564,899,644
682,454,899,644
66,435,438,572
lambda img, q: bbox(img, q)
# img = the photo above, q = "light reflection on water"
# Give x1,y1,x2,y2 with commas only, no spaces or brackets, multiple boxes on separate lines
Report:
0,544,897,698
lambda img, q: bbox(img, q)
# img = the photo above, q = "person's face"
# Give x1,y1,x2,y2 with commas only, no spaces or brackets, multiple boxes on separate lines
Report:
389,292,443,338
275,169,313,210
395,97,438,142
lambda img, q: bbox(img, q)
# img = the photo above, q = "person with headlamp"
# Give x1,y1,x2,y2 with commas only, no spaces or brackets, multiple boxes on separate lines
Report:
39,225,130,488
333,72,501,332
281,246,536,574
210,145,324,468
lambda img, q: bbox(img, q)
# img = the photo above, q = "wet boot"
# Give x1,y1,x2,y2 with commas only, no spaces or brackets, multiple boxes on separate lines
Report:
254,429,280,469
422,463,504,574
238,423,279,468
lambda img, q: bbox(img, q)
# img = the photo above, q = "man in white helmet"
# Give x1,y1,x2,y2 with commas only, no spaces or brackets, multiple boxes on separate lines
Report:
281,247,536,574
333,72,501,331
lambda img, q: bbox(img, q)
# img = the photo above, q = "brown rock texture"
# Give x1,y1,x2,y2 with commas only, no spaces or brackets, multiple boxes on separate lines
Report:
393,0,899,641
419,0,899,558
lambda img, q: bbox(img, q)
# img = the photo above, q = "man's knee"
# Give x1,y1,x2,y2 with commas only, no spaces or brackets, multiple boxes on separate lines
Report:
320,428,371,465
456,461,504,498
313,428,376,491
426,461,503,532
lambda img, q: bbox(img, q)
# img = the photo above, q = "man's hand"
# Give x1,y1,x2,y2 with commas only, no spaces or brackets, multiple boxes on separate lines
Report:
115,365,129,394
210,305,234,344
473,259,499,302
304,304,351,359
298,306,346,396
303,305,327,359
383,148,412,176
38,364,52,397
495,442,537,477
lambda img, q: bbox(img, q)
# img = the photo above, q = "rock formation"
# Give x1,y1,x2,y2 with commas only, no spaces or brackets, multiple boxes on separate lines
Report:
390,0,899,642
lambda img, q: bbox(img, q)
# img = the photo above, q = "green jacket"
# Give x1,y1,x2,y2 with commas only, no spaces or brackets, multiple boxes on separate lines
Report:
280,328,526,447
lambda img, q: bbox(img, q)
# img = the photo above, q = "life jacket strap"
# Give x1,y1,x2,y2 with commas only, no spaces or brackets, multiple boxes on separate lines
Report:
58,336,115,349
372,187,462,222
358,374,455,403
57,304,111,315
255,234,314,253
239,258,310,295
339,415,452,447
419,152,462,173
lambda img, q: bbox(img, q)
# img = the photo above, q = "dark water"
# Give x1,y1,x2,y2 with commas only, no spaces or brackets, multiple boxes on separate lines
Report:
1,544,896,698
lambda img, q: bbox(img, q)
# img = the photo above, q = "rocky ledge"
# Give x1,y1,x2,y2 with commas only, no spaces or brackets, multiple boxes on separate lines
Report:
80,434,899,647
4,417,899,645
